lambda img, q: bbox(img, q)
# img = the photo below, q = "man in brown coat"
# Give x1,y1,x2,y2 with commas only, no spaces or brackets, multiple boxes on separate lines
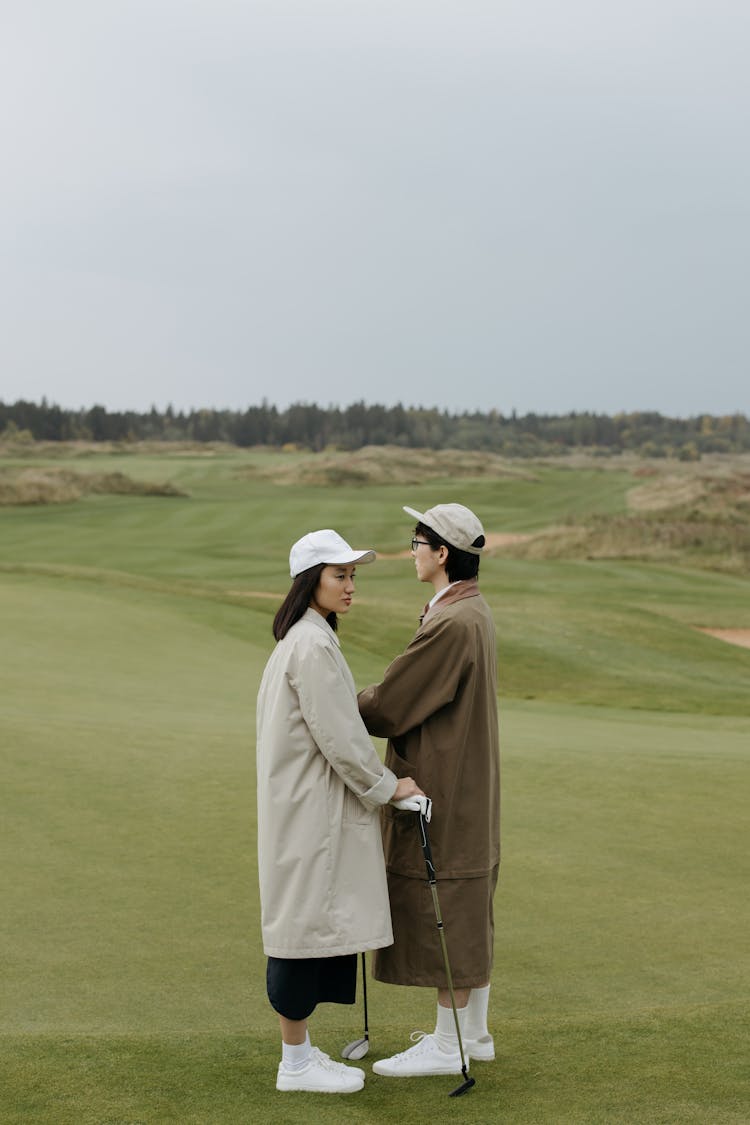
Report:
358,502,500,1077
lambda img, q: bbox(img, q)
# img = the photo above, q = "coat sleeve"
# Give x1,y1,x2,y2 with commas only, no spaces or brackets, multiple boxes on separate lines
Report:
358,613,467,738
291,641,398,811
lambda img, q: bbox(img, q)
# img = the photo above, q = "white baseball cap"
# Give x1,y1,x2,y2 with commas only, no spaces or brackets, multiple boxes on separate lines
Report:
403,503,485,555
289,529,377,578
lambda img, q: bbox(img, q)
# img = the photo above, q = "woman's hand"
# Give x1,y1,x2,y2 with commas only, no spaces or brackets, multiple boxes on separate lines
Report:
393,777,424,802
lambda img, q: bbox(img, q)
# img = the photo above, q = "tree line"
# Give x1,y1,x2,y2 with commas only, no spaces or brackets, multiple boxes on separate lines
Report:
1,398,748,458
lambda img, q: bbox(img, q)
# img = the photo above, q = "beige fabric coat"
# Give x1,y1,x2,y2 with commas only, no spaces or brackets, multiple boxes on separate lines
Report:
256,608,398,959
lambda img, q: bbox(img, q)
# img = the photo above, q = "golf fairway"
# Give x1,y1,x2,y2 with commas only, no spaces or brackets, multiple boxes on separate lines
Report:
1,452,749,1123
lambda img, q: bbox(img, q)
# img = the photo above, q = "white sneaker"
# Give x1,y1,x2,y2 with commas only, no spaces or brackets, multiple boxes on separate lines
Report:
372,1032,467,1077
464,1033,495,1061
276,1047,365,1093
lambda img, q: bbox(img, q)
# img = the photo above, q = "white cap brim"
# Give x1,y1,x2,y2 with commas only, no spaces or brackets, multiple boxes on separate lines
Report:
326,549,376,567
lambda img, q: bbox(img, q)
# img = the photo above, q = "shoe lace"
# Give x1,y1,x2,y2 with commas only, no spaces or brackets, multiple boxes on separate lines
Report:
389,1031,432,1058
309,1047,349,1072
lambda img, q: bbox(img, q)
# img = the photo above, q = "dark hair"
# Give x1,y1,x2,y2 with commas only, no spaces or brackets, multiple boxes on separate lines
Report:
272,563,338,640
415,522,481,583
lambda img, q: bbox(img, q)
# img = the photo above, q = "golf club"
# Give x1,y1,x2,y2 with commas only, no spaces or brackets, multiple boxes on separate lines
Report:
417,810,476,1097
341,952,369,1060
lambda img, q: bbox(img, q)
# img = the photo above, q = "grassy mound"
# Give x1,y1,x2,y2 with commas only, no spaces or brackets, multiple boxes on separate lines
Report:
0,438,240,458
0,467,188,505
238,444,539,485
499,461,750,573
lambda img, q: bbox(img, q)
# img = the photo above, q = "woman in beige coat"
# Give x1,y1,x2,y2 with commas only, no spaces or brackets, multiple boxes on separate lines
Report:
256,528,423,1095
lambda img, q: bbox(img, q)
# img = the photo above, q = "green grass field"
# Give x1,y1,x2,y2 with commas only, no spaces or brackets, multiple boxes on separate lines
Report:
1,448,749,1123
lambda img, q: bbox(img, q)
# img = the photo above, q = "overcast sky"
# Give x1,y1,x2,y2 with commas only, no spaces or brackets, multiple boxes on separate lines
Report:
2,1,748,417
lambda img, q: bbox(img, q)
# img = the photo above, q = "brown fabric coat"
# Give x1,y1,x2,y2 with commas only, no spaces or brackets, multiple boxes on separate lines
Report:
358,580,500,986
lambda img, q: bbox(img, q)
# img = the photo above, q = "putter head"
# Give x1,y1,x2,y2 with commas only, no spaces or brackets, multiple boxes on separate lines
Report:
449,1075,476,1097
341,1037,370,1060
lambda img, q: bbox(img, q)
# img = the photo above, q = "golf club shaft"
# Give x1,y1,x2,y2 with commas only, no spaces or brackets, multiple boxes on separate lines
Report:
361,951,368,1039
429,884,469,1073
418,812,471,1079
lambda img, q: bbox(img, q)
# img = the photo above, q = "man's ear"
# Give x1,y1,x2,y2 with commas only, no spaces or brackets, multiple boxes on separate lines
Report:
437,545,449,566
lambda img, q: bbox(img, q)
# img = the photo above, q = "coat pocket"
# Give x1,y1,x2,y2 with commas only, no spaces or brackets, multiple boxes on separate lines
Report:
342,783,372,826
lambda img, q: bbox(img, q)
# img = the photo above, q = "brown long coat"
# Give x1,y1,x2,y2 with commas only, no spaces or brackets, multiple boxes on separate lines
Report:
358,581,500,986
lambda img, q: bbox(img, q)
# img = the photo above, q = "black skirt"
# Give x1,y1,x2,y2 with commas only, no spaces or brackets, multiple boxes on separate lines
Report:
266,954,358,1021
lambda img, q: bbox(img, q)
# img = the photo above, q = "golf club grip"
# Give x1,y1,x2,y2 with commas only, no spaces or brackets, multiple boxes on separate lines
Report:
418,812,436,881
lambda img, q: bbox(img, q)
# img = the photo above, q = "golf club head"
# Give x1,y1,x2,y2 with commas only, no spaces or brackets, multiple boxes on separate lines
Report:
449,1075,476,1097
341,1037,370,1060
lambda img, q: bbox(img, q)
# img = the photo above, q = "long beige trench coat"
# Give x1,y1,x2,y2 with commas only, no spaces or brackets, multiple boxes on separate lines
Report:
256,608,398,959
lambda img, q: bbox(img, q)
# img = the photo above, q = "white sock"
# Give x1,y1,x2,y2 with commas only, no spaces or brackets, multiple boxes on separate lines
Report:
282,1032,311,1071
464,985,491,1040
434,1001,468,1053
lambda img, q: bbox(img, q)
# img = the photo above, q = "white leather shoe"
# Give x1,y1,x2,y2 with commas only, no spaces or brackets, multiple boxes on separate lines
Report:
372,1032,466,1077
276,1047,365,1093
464,1033,495,1061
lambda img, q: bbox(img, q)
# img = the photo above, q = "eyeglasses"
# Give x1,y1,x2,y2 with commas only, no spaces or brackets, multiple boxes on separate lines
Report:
411,538,432,551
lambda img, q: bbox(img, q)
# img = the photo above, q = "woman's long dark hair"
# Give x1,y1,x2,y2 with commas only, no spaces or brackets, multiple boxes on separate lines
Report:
272,563,337,640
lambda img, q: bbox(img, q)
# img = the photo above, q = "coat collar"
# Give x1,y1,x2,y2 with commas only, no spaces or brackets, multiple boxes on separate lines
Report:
302,606,341,646
420,578,480,625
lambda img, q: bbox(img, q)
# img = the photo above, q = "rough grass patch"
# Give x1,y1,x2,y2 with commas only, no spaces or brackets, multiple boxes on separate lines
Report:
498,462,750,573
235,445,539,486
0,468,187,506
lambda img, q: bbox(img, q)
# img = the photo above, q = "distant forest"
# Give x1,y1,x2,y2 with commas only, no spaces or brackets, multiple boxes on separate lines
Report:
2,399,749,458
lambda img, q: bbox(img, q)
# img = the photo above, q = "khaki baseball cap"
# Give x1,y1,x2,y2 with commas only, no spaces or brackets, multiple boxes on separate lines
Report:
289,529,376,578
403,503,485,555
